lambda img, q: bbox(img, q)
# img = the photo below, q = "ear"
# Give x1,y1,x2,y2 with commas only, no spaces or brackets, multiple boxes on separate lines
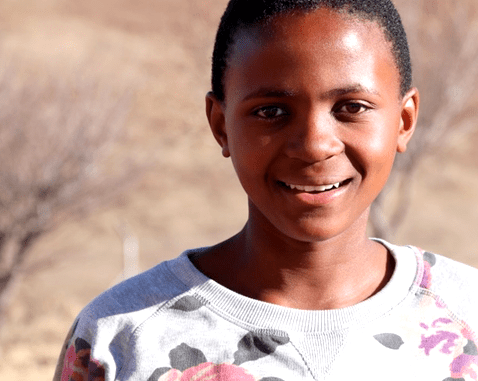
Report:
397,87,419,153
205,91,230,158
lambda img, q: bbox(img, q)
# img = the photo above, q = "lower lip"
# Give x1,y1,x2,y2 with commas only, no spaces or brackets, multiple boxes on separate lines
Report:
279,182,350,205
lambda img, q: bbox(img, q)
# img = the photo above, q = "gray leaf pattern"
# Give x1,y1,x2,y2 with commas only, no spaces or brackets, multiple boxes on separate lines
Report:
423,251,437,267
169,343,207,371
170,295,204,312
233,332,290,365
374,333,404,350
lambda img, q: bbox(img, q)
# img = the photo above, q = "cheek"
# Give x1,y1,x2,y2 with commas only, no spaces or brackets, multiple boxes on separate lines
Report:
348,116,400,180
369,132,397,163
365,123,400,176
228,127,275,173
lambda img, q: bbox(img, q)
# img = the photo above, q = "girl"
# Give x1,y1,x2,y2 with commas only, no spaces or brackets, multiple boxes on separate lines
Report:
55,1,478,380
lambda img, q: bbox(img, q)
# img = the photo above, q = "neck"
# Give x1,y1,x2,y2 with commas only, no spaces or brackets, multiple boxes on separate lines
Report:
193,210,394,310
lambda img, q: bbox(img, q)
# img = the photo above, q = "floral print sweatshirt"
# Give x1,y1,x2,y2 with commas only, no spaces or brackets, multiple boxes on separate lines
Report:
54,240,478,381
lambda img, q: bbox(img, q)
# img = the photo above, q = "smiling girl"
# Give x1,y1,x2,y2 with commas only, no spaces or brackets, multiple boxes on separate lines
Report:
55,1,478,380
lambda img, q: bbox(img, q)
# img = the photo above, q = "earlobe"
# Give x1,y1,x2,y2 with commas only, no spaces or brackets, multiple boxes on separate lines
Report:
205,91,230,158
397,87,419,153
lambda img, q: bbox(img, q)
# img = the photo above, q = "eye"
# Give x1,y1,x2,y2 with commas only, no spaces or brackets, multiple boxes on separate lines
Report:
253,106,288,119
335,102,370,115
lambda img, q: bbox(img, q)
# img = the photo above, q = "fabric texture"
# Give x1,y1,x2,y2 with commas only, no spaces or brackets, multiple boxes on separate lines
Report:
56,240,478,381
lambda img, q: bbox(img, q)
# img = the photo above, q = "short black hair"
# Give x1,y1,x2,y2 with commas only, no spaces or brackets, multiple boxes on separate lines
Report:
211,0,412,101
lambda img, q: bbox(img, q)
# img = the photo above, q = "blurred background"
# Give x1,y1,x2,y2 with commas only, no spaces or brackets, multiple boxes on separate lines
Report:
0,0,476,379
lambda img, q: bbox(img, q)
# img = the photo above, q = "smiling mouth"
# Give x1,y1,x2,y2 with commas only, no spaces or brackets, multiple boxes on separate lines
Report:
279,179,351,193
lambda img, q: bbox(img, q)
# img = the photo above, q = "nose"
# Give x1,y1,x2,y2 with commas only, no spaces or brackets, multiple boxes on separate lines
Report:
284,109,344,163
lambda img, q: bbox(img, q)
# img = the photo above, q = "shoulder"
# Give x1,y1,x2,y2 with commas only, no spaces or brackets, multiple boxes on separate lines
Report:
80,255,190,323
57,252,209,380
74,252,209,349
423,250,478,324
377,240,478,328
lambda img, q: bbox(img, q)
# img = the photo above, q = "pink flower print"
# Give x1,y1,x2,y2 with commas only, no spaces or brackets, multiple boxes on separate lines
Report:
419,318,459,355
419,319,478,380
158,363,257,381
60,338,106,381
420,259,432,289
419,330,459,355
158,369,182,381
61,344,77,381
450,353,478,380
181,363,256,380
450,327,478,380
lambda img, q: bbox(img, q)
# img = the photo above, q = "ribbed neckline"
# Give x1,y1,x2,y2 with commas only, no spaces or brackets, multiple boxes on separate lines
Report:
166,240,421,333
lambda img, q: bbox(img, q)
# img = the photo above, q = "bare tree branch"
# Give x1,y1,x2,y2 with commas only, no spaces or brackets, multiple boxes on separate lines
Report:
0,63,140,331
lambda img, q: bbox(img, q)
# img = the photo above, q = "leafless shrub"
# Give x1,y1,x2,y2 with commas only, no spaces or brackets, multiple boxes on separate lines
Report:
370,0,478,239
0,63,138,329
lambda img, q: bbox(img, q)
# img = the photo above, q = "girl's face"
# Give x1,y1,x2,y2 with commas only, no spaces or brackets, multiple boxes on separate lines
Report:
207,8,418,243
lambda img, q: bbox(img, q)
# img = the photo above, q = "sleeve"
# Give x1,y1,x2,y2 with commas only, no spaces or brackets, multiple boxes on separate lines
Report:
53,321,75,381
52,318,107,381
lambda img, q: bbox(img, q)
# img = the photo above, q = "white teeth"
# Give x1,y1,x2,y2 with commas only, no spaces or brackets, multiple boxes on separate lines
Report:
286,182,342,192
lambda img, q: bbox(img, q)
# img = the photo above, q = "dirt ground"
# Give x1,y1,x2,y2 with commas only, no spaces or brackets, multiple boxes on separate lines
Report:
0,1,477,380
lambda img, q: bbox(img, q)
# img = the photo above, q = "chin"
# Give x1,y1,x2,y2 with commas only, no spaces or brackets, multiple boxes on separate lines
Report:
274,210,369,245
278,222,350,244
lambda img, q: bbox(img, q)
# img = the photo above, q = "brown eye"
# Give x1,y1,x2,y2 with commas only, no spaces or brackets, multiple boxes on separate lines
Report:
254,106,287,118
337,102,369,114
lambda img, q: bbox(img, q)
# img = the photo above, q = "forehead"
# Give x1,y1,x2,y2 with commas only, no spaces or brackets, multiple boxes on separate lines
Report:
225,8,399,101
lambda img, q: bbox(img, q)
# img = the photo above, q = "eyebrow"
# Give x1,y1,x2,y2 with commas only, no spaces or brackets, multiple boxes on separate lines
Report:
241,88,297,102
322,84,380,99
241,84,380,102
